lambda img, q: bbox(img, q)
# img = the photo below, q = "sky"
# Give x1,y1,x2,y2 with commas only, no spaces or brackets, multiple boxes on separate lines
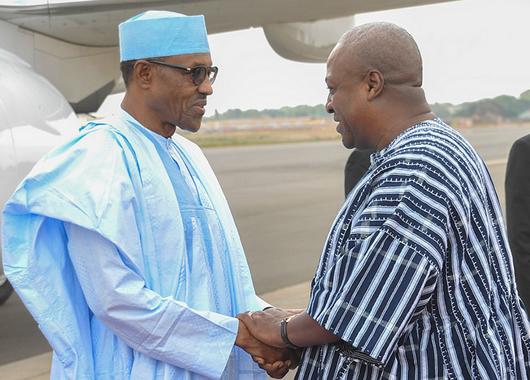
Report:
96,0,530,118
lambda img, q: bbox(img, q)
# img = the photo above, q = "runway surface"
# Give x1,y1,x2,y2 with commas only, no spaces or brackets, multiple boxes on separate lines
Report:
1,123,530,367
207,124,530,294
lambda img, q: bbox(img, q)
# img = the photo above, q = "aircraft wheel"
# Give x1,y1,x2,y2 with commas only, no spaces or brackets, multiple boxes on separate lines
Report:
0,277,14,306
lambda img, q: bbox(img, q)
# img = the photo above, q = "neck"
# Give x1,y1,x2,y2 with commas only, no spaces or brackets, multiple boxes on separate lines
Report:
375,109,436,151
121,95,176,138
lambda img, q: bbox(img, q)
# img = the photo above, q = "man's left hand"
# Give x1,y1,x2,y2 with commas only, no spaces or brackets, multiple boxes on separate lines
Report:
235,316,299,378
237,308,295,348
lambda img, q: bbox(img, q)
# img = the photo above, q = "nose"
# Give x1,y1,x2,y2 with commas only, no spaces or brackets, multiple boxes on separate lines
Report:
325,94,334,114
198,78,214,95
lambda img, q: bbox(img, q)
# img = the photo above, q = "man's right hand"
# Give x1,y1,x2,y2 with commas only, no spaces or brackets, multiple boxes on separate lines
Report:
235,318,300,378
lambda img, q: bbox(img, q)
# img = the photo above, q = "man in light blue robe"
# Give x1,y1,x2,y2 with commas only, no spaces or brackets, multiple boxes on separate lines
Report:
1,10,296,379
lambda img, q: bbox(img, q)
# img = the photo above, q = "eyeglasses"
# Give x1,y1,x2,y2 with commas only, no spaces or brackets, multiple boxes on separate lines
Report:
146,60,218,86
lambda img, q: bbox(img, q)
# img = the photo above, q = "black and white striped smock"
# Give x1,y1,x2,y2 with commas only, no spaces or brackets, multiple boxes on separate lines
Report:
297,119,530,380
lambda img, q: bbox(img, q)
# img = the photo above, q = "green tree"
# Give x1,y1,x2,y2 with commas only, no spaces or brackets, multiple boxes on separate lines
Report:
204,91,530,122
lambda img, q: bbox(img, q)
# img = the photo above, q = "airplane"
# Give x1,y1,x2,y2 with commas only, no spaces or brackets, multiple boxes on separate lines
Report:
0,0,457,305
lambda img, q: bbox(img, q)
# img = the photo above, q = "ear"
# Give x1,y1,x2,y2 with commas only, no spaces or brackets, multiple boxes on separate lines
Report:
133,60,156,89
365,70,384,101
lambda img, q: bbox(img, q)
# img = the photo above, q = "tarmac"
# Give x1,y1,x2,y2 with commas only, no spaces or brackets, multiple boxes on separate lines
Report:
0,281,312,380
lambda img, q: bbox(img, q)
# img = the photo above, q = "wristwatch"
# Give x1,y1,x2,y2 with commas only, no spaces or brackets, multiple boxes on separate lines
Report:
280,314,303,350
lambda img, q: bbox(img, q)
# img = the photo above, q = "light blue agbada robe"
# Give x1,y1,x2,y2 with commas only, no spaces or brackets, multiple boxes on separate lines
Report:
2,110,267,379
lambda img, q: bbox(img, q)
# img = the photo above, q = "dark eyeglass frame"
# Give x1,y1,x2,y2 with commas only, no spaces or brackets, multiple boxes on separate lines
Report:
146,60,218,86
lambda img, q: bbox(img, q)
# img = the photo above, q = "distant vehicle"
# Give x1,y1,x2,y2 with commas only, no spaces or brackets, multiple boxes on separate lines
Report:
0,48,78,305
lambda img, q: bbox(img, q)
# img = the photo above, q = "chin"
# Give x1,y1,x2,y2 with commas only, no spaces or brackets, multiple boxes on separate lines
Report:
341,139,356,149
178,121,202,133
180,127,201,134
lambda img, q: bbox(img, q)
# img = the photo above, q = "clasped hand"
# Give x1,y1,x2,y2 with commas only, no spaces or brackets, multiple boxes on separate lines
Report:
236,308,304,379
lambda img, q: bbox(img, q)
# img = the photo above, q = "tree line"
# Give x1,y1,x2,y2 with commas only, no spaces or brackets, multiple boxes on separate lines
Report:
432,90,530,122
207,90,530,123
206,104,330,121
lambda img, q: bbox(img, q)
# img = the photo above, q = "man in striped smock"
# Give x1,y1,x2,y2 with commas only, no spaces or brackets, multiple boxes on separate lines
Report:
238,22,530,379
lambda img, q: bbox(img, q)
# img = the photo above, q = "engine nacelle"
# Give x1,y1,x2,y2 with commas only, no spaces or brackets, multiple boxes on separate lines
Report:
262,16,355,63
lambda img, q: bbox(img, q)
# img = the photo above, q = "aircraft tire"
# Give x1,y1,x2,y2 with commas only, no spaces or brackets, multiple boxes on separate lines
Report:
0,278,14,306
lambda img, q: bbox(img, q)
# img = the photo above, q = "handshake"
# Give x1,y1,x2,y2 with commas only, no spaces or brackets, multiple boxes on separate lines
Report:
235,307,304,379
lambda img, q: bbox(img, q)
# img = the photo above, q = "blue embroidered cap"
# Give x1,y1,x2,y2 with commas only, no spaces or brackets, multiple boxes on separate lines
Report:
119,10,210,62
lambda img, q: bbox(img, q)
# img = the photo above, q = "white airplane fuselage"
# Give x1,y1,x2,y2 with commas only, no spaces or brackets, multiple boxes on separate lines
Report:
0,47,79,303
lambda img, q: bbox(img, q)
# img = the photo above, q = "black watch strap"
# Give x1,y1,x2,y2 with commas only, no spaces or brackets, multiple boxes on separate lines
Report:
280,315,303,350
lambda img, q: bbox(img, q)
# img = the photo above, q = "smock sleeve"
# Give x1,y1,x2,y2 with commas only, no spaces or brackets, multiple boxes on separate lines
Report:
307,158,448,366
64,222,239,378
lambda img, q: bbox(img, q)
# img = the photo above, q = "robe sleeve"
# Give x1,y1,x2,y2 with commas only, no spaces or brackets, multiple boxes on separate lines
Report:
307,157,447,366
64,222,239,378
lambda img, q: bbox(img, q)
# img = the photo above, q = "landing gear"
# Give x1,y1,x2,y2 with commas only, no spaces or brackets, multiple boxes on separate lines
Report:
0,275,13,305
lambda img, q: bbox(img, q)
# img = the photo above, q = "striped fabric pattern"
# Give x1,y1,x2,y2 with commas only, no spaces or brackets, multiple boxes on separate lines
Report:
297,119,530,379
